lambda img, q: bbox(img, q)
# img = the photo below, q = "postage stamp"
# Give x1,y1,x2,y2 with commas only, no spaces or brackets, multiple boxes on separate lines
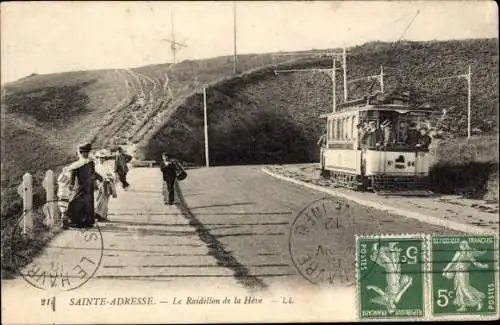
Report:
289,197,367,286
10,200,104,292
356,234,426,320
430,234,499,318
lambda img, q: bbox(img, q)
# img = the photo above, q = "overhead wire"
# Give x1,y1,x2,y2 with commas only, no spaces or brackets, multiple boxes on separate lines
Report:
366,9,421,94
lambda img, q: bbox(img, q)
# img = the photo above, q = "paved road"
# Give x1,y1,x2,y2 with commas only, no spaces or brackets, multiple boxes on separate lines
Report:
175,165,458,291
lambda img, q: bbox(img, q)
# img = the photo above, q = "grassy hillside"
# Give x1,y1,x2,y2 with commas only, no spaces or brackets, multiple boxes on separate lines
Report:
1,70,130,216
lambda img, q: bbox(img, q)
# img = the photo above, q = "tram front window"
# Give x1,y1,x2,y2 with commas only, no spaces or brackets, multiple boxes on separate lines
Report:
359,110,432,151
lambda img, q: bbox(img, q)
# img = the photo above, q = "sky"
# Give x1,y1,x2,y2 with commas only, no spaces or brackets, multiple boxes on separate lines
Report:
1,1,497,84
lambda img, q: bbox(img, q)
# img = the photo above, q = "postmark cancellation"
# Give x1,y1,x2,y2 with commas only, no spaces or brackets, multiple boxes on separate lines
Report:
10,203,104,292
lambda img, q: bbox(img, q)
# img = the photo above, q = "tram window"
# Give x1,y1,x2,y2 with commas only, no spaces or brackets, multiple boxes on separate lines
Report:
329,119,335,141
328,119,334,141
346,117,352,140
351,117,356,140
342,118,345,140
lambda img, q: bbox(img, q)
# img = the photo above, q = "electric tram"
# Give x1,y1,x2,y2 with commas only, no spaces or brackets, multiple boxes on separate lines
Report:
319,91,436,195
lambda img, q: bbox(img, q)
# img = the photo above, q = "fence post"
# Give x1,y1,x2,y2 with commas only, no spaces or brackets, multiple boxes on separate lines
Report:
42,170,58,226
17,173,33,235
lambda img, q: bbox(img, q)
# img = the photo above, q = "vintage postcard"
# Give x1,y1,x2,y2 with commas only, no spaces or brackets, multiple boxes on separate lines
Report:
1,1,498,323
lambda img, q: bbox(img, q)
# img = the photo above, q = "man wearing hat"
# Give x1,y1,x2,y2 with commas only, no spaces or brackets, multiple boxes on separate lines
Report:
317,131,327,148
416,126,432,151
114,146,133,190
406,121,420,148
362,121,381,148
356,122,368,147
159,152,179,205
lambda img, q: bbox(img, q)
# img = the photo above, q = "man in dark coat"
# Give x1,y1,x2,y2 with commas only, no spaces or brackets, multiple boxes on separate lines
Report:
317,131,327,148
114,147,132,189
416,126,432,151
159,152,178,205
406,122,420,148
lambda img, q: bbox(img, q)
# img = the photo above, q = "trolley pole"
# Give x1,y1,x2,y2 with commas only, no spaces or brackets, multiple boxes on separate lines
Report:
437,65,472,139
203,87,209,168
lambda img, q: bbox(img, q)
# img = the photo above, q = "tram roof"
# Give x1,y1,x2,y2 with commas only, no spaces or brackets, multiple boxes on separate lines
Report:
319,104,435,118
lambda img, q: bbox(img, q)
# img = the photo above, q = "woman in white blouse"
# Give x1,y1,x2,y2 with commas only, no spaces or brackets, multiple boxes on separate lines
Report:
94,150,117,221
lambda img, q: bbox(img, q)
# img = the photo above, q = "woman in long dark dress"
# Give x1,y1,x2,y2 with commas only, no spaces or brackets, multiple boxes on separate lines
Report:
64,143,102,228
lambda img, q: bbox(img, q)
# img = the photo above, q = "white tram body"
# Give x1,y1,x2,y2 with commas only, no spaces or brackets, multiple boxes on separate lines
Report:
320,93,434,194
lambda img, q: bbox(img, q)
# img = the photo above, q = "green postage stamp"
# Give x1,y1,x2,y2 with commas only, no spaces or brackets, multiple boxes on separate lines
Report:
431,235,498,318
356,234,426,320
356,234,499,321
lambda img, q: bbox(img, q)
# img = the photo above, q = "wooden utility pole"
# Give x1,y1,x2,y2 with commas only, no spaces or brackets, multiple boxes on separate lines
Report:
332,58,337,112
203,87,209,168
233,1,238,74
162,10,187,64
273,49,348,103
437,65,472,138
342,47,348,102
273,52,343,113
467,65,471,139
347,69,384,94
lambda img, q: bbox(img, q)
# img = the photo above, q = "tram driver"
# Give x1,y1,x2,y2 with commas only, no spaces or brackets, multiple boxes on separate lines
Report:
398,121,408,143
406,121,420,147
379,119,395,149
362,121,381,149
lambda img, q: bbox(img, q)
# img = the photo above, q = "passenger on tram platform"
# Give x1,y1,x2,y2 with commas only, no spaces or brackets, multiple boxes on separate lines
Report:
416,126,432,151
317,131,327,148
356,122,368,144
362,121,381,148
379,119,395,148
406,121,420,147
398,121,408,143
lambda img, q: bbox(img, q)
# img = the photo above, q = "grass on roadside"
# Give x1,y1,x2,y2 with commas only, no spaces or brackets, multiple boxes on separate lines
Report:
429,135,499,200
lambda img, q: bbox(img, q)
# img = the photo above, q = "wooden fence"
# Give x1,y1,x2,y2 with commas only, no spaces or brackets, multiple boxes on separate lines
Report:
17,170,61,235
16,160,158,235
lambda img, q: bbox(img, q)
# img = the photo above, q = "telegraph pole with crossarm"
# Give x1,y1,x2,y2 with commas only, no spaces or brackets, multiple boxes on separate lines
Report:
162,10,187,64
273,50,346,113
437,65,472,138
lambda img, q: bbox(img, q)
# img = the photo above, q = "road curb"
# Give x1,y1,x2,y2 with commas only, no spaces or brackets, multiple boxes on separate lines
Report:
261,167,496,235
